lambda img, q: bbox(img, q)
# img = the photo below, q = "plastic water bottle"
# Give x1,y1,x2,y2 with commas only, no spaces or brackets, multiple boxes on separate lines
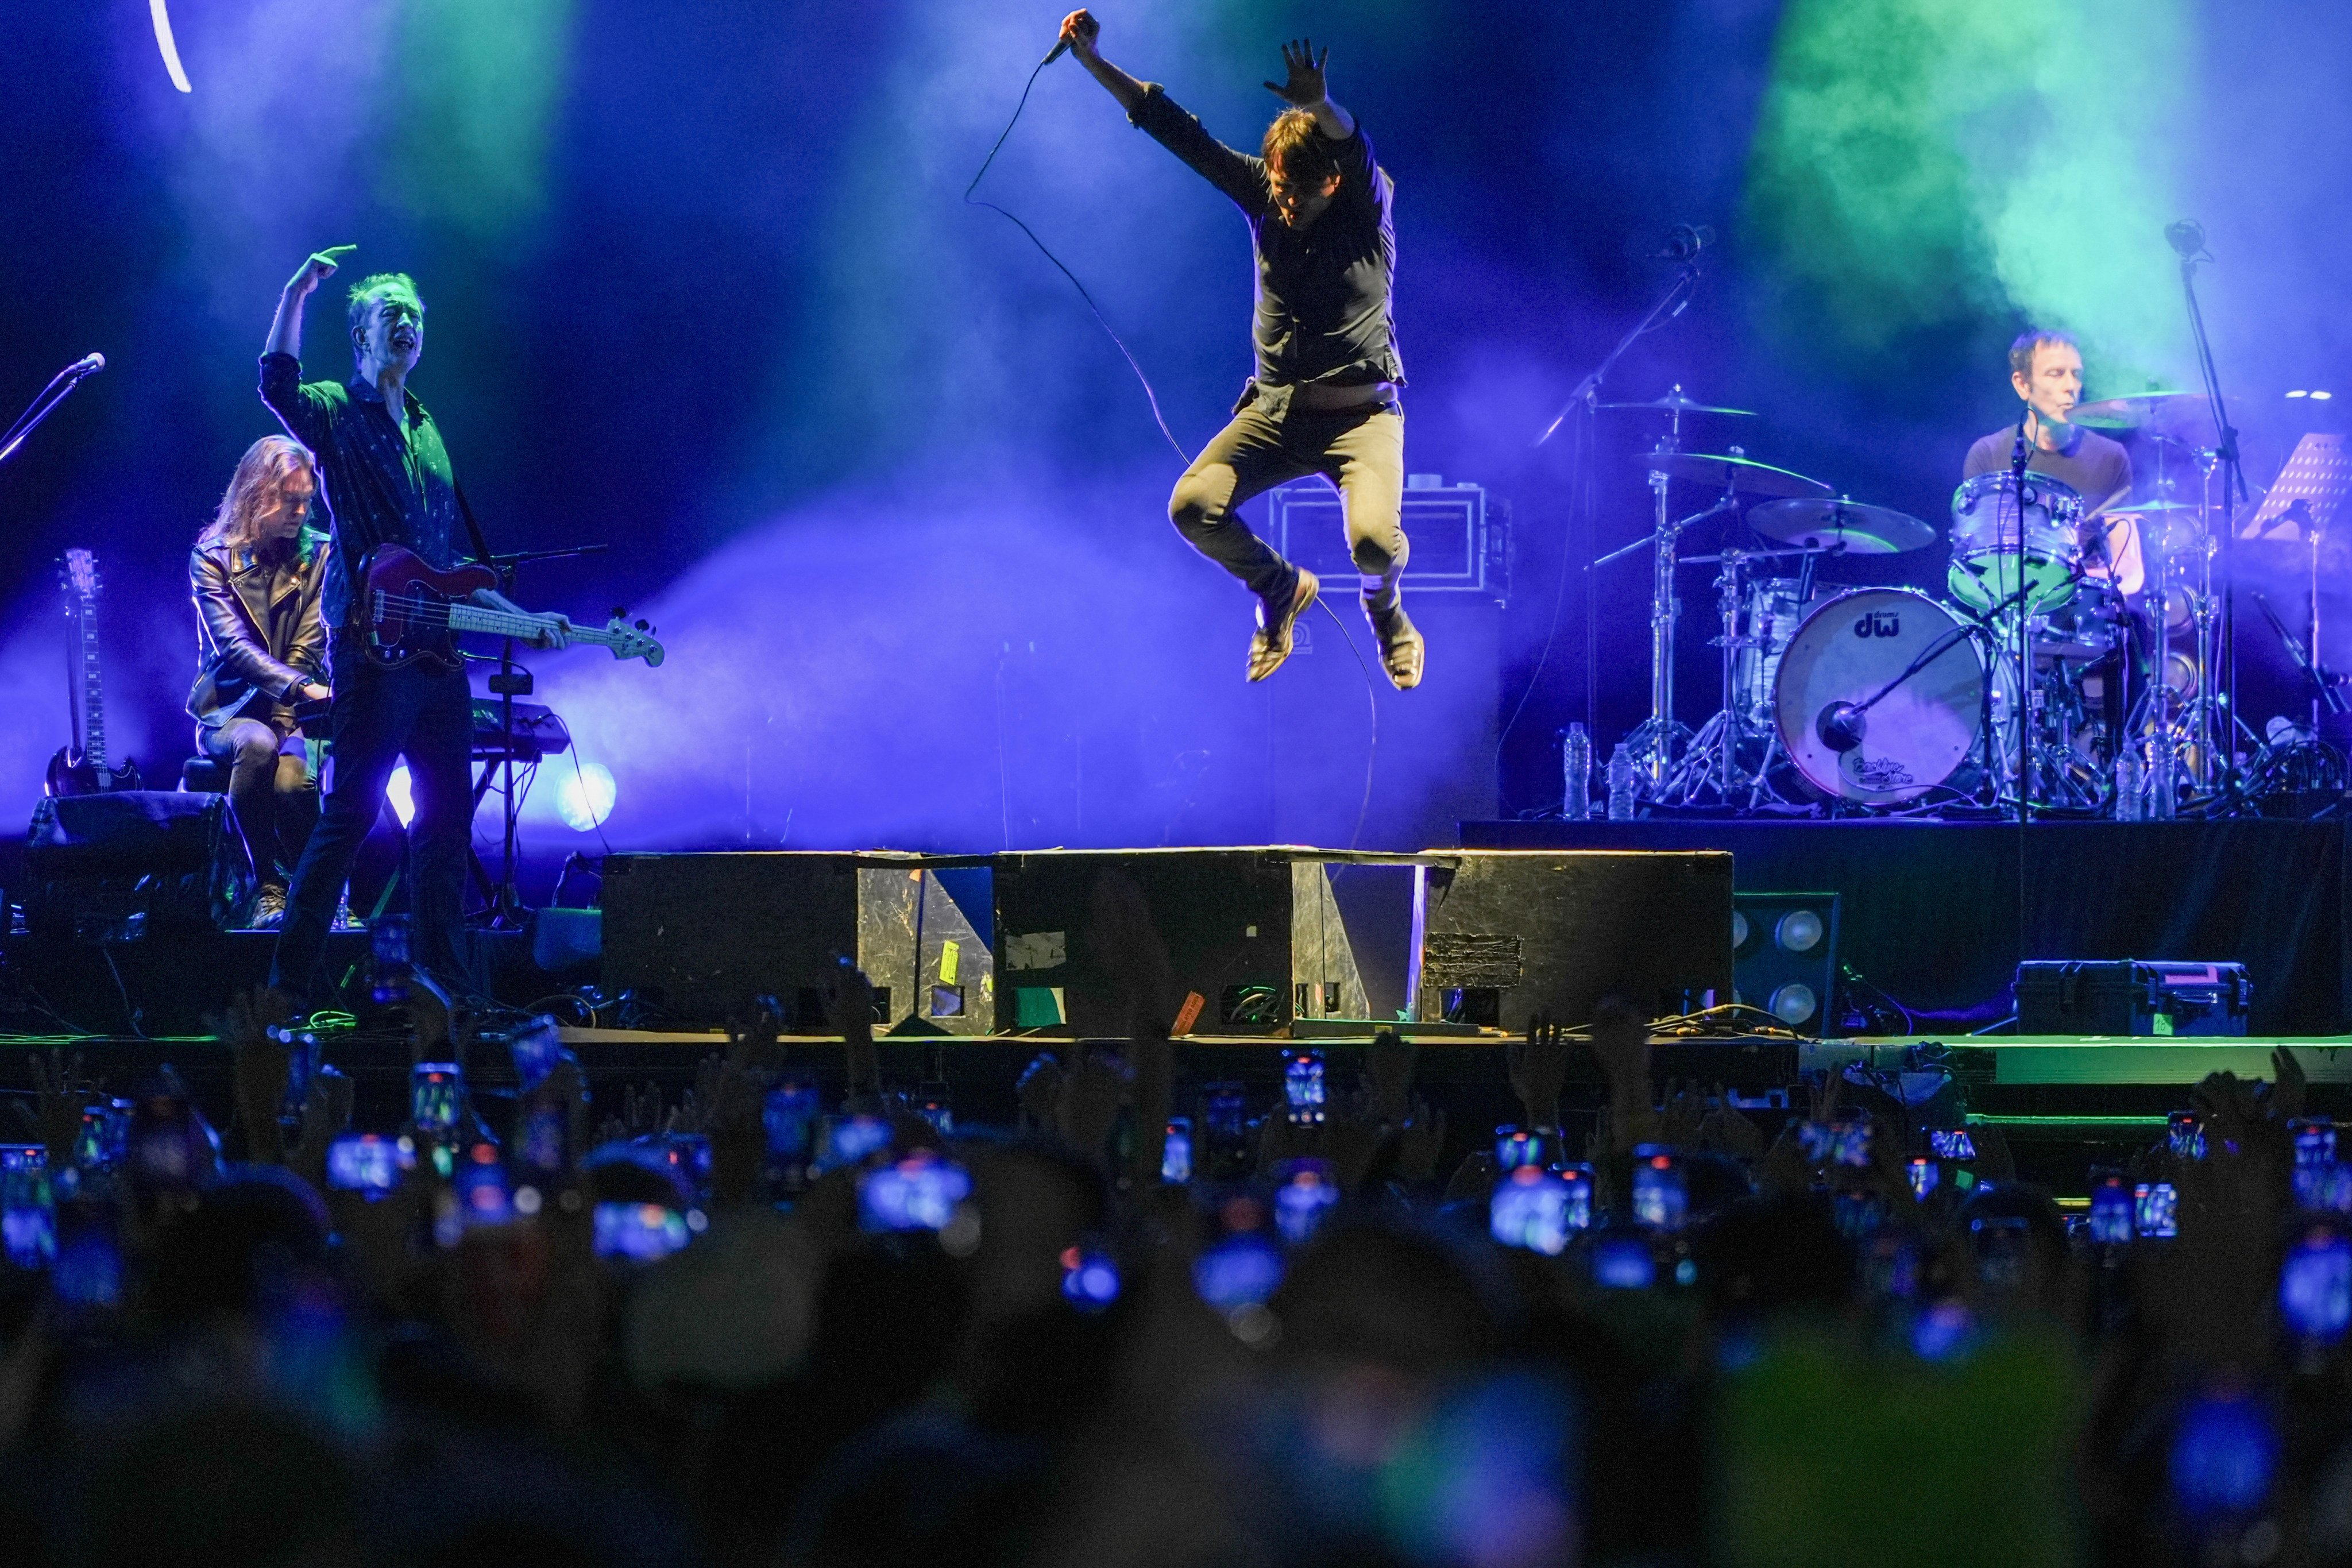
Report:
1561,724,1592,819
1606,746,1638,821
2115,746,2144,821
2148,744,2176,821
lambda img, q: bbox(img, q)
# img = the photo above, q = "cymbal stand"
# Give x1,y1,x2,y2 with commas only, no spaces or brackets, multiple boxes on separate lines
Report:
1661,544,1820,806
1594,478,1734,795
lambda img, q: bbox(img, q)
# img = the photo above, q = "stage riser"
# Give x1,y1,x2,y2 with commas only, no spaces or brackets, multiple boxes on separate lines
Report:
1461,819,2352,1036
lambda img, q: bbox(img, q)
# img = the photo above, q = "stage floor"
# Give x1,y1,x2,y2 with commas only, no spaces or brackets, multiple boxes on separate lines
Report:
1459,817,2352,1036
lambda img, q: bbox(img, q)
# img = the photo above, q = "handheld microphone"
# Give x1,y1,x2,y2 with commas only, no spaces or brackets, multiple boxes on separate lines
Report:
1041,33,1072,66
2165,219,2206,260
66,353,106,378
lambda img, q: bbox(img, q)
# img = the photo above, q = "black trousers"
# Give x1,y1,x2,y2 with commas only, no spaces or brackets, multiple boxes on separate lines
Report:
270,642,473,999
1167,399,1408,605
199,714,317,886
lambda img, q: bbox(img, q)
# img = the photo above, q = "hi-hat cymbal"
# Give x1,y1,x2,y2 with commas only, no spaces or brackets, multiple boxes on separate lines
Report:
2072,391,2212,437
1598,385,1756,416
1747,496,1935,555
1637,448,1832,498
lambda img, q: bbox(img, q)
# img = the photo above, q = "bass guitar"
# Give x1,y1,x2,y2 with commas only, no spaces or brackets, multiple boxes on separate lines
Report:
359,545,665,671
45,547,142,796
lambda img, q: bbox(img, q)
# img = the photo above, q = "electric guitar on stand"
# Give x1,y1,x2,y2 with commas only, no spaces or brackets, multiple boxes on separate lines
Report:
358,545,665,671
45,547,142,797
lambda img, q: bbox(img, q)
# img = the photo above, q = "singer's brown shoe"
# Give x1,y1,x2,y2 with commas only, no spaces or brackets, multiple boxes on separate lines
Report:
1248,569,1319,682
1365,596,1424,690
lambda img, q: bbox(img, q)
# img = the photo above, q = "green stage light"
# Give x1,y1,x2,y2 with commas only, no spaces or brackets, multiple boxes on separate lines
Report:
1747,0,2192,385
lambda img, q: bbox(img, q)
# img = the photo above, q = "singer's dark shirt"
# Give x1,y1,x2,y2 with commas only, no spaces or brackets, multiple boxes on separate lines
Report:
258,353,470,634
1129,84,1403,401
1963,423,2132,513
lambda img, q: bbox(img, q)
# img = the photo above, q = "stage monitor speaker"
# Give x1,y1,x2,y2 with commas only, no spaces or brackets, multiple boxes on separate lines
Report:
1409,851,1732,1028
600,853,994,1033
23,790,248,938
990,848,1372,1037
1732,891,1841,1034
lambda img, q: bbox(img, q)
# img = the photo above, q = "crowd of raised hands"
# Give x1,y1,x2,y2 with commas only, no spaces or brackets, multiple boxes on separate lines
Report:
4,937,2352,1567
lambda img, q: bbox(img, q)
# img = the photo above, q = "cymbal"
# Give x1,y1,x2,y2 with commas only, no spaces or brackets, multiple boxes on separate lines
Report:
2072,391,2212,436
1638,448,1832,499
2104,498,2200,515
1747,496,1935,555
1598,385,1756,417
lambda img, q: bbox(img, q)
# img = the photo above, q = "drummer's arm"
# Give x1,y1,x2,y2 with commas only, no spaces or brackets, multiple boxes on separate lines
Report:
2086,489,2144,597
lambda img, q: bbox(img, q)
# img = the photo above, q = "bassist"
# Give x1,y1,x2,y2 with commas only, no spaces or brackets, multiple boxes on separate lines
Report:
258,248,567,1005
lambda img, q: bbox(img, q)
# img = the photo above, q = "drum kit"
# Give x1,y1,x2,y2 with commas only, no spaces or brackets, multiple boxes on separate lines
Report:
1592,386,2234,817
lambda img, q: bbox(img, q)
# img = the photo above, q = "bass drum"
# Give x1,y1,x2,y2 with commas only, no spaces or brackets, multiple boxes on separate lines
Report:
1775,588,1986,805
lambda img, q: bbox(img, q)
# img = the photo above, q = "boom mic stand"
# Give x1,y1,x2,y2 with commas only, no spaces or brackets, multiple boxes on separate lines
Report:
0,354,105,469
1536,255,1706,795
2168,219,2248,793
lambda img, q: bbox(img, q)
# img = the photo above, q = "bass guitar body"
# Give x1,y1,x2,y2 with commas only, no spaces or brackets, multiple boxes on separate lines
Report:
361,546,499,671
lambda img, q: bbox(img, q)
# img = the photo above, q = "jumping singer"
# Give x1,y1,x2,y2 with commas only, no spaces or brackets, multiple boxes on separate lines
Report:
258,249,566,1005
1061,11,1423,688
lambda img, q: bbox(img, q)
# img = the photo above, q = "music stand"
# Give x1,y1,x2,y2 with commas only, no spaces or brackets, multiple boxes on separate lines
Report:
2237,433,2351,541
2238,434,2351,732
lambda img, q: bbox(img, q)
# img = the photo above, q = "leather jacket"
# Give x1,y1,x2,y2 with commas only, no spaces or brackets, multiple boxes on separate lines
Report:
187,528,331,733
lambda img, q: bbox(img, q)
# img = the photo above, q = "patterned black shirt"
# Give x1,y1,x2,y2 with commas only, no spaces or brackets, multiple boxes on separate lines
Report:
1129,85,1404,395
258,352,470,634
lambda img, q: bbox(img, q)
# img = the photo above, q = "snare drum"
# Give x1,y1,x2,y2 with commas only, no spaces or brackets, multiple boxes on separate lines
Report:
1948,471,2085,615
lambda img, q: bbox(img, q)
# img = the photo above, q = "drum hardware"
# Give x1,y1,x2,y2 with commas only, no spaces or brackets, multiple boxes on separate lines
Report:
1595,386,1756,417
1658,545,1834,807
1634,447,1835,500
2071,390,2217,441
1747,496,1935,556
1591,430,1830,798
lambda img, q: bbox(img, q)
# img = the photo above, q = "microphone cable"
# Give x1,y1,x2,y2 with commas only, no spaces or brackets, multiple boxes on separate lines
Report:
965,47,1382,850
965,56,1187,464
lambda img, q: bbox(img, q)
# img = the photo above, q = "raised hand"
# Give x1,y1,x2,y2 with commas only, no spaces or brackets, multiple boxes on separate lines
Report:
1058,8,1100,59
285,245,357,297
1508,1012,1571,1128
1397,1096,1447,1184
1262,37,1330,106
1363,1028,1416,1125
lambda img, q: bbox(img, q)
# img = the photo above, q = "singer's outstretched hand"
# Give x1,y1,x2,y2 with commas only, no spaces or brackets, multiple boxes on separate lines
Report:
1059,9,1100,60
1263,38,1330,107
285,246,357,297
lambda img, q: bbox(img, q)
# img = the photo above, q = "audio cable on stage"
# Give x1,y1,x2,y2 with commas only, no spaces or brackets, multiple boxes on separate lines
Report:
967,40,1382,849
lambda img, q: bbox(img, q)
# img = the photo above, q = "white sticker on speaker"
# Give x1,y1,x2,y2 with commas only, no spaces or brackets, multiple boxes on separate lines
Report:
1004,930,1066,971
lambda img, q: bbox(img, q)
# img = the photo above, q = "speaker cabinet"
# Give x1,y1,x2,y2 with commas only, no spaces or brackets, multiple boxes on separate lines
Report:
1409,850,1733,1027
24,790,248,937
1732,891,1841,1034
600,853,994,1032
990,848,1370,1037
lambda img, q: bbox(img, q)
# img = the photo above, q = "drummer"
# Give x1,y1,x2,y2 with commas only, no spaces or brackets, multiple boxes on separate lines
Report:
1962,329,2140,597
